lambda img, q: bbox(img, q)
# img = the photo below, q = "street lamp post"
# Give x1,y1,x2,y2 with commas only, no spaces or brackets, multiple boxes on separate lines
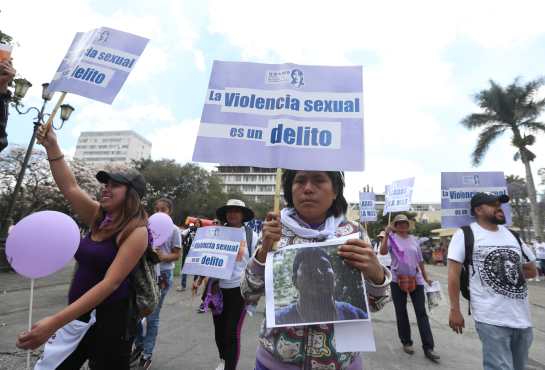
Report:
0,80,74,239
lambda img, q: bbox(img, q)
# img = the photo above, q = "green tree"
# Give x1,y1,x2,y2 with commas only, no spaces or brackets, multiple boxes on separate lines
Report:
461,78,545,239
134,159,249,224
506,175,531,240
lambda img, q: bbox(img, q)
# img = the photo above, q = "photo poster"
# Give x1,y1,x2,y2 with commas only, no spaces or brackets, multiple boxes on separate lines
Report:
384,177,415,213
359,191,377,222
192,61,364,171
264,239,376,352
181,226,245,280
48,26,149,104
441,171,512,228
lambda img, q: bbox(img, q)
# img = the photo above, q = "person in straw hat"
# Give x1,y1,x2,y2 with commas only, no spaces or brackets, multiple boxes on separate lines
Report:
193,199,258,370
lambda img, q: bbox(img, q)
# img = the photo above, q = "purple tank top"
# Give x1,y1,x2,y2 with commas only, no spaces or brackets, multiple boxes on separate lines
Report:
68,233,130,305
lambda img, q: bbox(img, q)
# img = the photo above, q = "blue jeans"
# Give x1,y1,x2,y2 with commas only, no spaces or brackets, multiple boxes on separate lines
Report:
475,321,533,370
135,269,173,358
180,273,187,288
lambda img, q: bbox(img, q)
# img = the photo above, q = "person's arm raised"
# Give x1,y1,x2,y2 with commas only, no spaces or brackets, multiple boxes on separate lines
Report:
37,125,99,226
16,226,148,349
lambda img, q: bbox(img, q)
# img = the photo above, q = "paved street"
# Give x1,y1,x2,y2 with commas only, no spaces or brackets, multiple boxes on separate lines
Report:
1,264,544,369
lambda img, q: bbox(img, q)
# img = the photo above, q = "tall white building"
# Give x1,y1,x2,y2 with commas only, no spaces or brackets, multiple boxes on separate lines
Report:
215,166,280,204
74,130,151,165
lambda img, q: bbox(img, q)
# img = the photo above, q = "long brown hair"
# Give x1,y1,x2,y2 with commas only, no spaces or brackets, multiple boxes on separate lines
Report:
91,187,148,245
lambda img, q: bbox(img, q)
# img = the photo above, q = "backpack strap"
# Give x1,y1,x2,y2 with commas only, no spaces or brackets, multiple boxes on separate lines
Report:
244,226,253,257
461,225,474,274
461,225,474,316
507,229,530,262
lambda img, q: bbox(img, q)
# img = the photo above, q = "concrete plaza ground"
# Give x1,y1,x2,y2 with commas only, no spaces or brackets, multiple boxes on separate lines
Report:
1,264,544,369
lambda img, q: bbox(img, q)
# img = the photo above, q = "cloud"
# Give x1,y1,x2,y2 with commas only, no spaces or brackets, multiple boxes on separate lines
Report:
147,118,201,162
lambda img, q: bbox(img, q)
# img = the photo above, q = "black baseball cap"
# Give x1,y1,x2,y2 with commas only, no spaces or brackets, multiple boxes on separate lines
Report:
96,169,146,198
470,192,510,214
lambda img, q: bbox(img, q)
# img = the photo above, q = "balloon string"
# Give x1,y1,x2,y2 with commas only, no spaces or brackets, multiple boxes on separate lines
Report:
27,278,34,370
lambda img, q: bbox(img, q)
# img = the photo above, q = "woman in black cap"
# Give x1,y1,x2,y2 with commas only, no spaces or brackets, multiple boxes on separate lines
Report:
193,199,257,370
16,126,149,369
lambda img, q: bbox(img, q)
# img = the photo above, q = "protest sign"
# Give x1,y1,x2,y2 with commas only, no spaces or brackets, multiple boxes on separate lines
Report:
181,226,244,279
384,177,415,213
192,61,364,171
359,192,377,222
47,27,149,104
265,240,370,328
441,172,512,228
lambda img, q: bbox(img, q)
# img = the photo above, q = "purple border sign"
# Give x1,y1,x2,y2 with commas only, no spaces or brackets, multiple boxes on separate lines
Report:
48,27,149,104
441,172,512,228
359,192,377,222
181,226,244,280
192,61,364,171
384,177,415,213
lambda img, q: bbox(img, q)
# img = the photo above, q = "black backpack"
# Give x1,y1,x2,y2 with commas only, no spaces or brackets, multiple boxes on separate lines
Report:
459,226,528,313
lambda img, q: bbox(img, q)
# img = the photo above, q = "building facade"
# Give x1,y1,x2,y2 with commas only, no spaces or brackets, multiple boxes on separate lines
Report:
215,166,280,204
74,130,151,165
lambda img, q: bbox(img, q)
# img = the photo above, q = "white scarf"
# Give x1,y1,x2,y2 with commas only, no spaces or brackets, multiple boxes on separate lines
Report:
280,208,344,240
35,310,96,370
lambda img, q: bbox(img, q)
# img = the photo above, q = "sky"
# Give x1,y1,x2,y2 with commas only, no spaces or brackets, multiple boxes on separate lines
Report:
2,0,545,203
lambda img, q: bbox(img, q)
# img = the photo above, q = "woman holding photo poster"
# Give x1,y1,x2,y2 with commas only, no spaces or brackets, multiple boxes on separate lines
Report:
379,214,440,362
241,170,392,370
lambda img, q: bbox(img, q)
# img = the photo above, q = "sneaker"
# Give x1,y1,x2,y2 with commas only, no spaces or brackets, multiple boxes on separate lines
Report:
402,344,415,355
176,286,186,292
424,349,440,362
138,357,152,370
197,303,206,313
214,360,225,370
130,347,143,365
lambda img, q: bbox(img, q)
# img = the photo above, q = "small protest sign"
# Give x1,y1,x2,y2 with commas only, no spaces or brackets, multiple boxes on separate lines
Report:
181,226,244,280
359,192,377,222
441,171,512,228
384,177,415,213
47,27,149,104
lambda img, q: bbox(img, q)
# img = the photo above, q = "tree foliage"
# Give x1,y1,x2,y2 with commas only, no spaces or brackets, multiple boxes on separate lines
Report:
461,77,545,238
0,146,101,226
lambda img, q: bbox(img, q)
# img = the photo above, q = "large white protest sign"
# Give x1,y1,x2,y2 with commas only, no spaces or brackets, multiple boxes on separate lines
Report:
192,61,364,171
359,192,377,222
384,177,415,213
47,27,149,104
181,226,244,280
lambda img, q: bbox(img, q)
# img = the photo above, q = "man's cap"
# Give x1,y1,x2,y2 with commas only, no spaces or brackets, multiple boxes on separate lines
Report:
393,214,410,224
470,192,510,212
96,169,146,198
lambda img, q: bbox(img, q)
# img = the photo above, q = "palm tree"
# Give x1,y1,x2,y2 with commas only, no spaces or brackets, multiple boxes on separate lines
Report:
461,77,545,239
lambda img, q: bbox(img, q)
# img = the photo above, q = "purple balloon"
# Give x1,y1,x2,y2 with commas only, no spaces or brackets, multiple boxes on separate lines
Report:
6,211,80,279
148,212,174,247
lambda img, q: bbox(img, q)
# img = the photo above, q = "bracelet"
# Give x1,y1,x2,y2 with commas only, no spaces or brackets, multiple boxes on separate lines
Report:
47,154,65,162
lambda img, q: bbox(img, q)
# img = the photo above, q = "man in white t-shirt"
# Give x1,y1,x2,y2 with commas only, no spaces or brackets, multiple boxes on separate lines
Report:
447,192,537,370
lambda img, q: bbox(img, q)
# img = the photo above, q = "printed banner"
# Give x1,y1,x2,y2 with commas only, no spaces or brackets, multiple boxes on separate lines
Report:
192,61,364,171
441,172,512,228
181,226,244,279
48,27,149,104
359,192,377,222
384,177,415,213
